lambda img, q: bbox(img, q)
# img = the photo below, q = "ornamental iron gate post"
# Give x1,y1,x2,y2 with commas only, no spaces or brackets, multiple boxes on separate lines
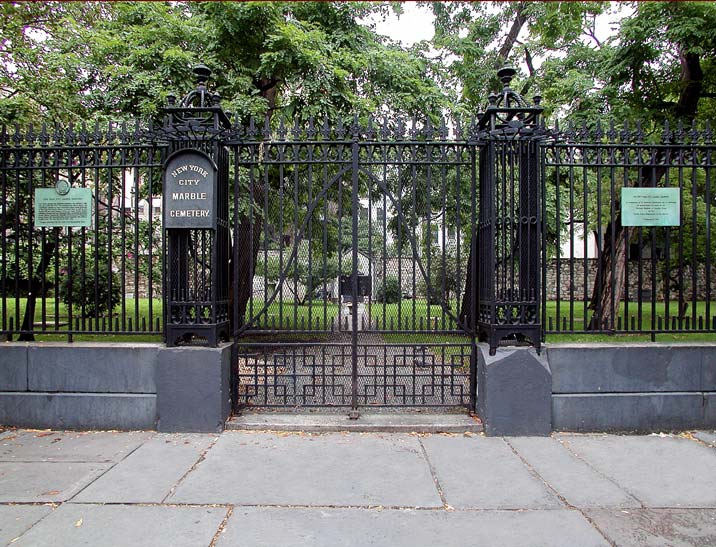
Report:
162,65,232,346
476,67,546,355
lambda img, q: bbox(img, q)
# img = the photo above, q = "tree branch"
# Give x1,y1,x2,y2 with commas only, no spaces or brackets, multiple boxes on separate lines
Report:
496,2,527,66
520,46,535,96
585,15,602,48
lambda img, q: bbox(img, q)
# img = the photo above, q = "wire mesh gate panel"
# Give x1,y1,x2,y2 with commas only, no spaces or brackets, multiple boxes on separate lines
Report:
229,123,477,409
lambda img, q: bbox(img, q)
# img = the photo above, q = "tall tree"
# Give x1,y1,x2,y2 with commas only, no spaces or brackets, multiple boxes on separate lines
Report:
433,1,716,329
1,1,453,333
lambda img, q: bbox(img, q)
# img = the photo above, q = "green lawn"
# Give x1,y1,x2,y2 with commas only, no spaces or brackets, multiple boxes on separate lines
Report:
544,300,716,335
367,299,462,331
2,296,713,344
244,299,339,331
1,297,163,342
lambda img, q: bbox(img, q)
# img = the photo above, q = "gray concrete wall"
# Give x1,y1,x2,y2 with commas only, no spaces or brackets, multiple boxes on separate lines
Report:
3,341,715,433
549,343,716,432
0,342,232,432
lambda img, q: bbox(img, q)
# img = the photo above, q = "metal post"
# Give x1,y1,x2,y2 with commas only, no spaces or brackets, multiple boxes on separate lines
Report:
476,67,546,355
349,139,360,418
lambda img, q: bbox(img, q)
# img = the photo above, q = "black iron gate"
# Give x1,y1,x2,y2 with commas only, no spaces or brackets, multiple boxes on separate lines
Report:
229,125,478,409
158,65,544,411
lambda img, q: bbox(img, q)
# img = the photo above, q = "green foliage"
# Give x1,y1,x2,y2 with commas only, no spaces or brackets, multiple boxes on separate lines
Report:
430,1,716,124
375,275,401,304
57,219,122,317
0,2,452,125
57,257,121,318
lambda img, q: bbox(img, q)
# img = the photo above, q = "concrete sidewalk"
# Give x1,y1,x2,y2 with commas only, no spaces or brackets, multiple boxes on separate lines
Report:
1,427,715,547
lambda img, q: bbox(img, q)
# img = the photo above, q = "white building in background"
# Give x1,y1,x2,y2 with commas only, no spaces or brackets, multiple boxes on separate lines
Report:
358,197,458,256
118,168,162,222
559,224,598,259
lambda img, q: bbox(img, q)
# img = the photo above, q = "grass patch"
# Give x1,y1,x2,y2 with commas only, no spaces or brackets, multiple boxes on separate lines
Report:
368,299,461,331
244,299,339,330
544,300,716,333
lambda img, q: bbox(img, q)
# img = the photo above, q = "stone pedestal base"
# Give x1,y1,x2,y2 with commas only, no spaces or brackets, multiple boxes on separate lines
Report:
156,343,232,433
477,344,551,436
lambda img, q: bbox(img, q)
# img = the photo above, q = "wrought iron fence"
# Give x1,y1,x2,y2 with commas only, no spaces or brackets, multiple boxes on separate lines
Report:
2,114,714,346
541,120,716,338
0,123,166,341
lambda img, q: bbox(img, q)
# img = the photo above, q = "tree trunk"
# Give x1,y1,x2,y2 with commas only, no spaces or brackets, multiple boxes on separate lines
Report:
588,223,629,330
459,227,478,331
496,3,527,67
18,231,57,341
675,48,703,119
587,48,702,329
230,198,263,333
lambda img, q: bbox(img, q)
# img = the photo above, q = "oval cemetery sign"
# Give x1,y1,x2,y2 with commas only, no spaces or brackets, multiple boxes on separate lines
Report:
163,149,217,229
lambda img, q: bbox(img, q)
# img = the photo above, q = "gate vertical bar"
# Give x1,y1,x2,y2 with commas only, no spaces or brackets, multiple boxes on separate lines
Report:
350,135,360,415
469,144,479,409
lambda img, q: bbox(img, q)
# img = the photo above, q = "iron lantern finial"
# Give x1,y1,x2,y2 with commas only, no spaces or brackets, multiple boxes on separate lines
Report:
193,64,211,87
497,66,516,88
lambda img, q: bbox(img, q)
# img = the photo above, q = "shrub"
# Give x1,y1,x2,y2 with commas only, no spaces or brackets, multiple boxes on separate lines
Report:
58,263,121,317
375,276,401,304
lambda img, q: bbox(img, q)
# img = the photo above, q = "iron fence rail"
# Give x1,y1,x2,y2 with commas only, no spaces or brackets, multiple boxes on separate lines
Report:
1,118,714,343
0,124,165,341
541,122,715,338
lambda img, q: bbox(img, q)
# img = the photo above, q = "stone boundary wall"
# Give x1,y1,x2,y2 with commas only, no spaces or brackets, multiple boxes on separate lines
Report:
128,258,715,301
548,343,716,432
544,259,715,301
0,342,231,432
3,341,715,434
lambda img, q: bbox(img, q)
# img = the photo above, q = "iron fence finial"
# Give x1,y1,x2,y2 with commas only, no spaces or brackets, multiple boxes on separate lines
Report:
193,64,211,86
497,66,516,88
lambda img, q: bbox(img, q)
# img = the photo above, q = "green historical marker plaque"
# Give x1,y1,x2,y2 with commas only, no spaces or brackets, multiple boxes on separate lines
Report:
34,184,93,227
621,187,680,227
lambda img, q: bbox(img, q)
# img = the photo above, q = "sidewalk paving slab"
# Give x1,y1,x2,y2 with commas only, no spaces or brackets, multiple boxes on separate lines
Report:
0,430,154,463
0,505,53,545
4,428,716,546
557,434,716,508
168,432,443,507
419,435,562,510
216,507,611,547
586,508,716,547
9,503,228,547
72,433,217,503
508,436,641,508
695,431,716,447
0,461,110,502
